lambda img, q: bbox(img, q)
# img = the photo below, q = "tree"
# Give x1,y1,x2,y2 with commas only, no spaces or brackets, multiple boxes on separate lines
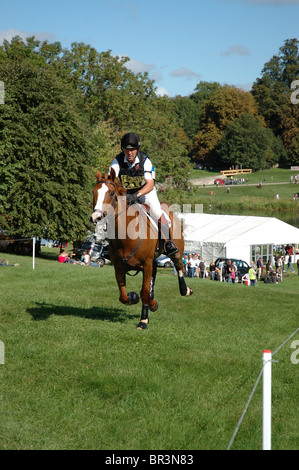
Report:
252,38,299,165
171,95,201,141
41,41,191,185
192,85,261,167
217,113,286,171
0,40,95,240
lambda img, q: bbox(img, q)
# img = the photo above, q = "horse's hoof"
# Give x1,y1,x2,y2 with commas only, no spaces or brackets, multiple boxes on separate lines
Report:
136,321,148,330
188,287,193,296
150,300,159,312
128,292,140,305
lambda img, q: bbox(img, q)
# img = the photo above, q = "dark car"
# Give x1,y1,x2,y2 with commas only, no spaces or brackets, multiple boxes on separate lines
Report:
214,258,250,283
74,241,110,266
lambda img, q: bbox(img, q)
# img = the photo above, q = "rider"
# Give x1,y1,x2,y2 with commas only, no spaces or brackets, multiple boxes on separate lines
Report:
109,132,178,257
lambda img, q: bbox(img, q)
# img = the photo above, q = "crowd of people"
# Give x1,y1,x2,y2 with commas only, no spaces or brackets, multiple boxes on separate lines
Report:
58,250,101,267
182,254,241,282
181,247,298,285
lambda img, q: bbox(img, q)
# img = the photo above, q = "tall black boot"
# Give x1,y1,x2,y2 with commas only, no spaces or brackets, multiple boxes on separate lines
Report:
158,219,179,257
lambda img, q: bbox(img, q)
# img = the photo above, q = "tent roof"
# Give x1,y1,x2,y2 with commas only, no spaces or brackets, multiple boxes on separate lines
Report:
180,213,299,246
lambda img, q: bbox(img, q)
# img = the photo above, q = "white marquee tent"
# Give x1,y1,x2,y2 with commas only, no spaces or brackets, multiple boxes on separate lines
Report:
179,213,299,264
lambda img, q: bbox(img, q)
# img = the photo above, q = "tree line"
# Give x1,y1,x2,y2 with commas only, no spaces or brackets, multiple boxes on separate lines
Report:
0,36,298,241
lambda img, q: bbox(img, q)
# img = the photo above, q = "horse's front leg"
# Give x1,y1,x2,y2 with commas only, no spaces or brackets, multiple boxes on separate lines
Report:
114,266,139,306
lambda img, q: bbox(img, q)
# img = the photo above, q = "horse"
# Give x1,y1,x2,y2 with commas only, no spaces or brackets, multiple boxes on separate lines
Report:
91,169,192,329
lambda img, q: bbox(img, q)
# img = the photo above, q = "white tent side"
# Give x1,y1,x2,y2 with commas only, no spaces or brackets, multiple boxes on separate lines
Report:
180,213,299,264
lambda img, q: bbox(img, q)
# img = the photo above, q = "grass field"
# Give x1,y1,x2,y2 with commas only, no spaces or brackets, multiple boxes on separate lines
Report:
0,248,298,450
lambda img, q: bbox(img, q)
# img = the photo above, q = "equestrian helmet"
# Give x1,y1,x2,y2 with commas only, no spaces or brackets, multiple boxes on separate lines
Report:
121,133,140,150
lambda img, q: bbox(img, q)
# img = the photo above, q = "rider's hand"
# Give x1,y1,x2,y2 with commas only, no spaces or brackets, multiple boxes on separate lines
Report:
126,192,138,205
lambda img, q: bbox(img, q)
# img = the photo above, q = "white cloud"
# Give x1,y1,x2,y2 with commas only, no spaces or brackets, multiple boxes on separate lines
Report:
155,86,169,97
221,45,251,56
169,67,202,80
123,57,156,74
0,28,55,45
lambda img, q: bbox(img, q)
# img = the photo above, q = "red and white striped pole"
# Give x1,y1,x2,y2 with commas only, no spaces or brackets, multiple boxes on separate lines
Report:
262,349,272,450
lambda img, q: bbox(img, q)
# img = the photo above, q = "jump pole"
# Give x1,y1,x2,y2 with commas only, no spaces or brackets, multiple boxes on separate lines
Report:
262,349,272,450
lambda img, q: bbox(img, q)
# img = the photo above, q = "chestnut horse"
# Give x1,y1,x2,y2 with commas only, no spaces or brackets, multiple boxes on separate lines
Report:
91,170,192,329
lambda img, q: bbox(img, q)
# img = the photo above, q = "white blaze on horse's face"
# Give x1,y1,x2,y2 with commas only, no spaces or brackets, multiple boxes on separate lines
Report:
92,183,109,222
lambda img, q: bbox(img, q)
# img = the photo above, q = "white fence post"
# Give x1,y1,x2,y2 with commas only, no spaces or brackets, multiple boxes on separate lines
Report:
32,237,36,270
262,349,272,450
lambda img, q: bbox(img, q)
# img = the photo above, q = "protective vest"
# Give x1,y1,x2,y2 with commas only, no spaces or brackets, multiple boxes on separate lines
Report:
248,268,256,280
116,151,150,193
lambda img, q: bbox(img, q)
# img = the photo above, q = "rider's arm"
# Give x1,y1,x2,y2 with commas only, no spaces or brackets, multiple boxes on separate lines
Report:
137,178,154,198
137,159,155,197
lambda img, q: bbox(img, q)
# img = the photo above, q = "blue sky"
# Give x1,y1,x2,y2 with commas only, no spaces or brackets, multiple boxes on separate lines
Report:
1,0,299,97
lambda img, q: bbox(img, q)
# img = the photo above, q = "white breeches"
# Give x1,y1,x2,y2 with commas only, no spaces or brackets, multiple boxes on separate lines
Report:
139,187,171,225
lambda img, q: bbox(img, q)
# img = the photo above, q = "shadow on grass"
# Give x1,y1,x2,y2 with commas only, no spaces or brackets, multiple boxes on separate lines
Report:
27,302,138,323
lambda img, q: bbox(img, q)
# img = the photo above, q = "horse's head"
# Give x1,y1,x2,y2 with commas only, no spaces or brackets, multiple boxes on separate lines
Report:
91,169,125,225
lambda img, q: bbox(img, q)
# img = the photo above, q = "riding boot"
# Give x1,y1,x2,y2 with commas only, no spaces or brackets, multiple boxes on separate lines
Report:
158,218,179,257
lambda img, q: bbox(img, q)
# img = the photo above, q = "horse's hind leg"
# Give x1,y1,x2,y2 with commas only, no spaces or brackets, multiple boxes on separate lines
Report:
149,260,158,312
178,269,192,296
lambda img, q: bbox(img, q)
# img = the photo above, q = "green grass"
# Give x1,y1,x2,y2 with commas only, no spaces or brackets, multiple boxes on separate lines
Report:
193,181,298,212
0,249,298,450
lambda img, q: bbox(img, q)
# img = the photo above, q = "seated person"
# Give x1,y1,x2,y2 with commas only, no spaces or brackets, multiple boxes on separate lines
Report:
0,259,20,266
58,251,69,263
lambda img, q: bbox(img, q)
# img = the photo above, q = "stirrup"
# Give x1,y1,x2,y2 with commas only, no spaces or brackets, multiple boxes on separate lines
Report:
164,240,179,257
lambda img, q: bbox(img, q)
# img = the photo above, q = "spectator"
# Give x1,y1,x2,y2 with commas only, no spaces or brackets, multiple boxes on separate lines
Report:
249,262,257,286
194,255,200,278
0,259,20,267
214,267,221,281
209,260,216,280
199,257,206,278
182,255,188,276
58,251,69,263
286,253,295,273
257,257,264,280
231,262,237,283
187,254,196,278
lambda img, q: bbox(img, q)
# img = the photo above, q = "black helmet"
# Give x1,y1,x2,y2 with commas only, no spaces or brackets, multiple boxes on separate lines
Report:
121,133,140,150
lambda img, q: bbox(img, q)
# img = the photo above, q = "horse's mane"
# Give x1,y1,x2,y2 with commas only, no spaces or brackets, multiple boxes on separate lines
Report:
95,170,126,196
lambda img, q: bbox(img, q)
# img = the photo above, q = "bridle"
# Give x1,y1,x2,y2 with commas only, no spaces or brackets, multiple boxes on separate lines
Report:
94,179,118,212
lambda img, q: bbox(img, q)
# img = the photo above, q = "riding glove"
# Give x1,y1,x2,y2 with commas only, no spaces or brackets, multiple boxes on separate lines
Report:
126,192,139,205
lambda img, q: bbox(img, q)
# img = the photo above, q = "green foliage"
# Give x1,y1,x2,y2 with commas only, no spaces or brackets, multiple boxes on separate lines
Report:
217,113,286,170
192,85,261,166
0,36,191,241
252,38,299,166
0,47,95,239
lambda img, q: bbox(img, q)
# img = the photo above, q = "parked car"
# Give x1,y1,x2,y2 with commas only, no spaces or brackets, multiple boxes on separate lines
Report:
74,241,111,266
214,257,250,283
156,255,173,268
